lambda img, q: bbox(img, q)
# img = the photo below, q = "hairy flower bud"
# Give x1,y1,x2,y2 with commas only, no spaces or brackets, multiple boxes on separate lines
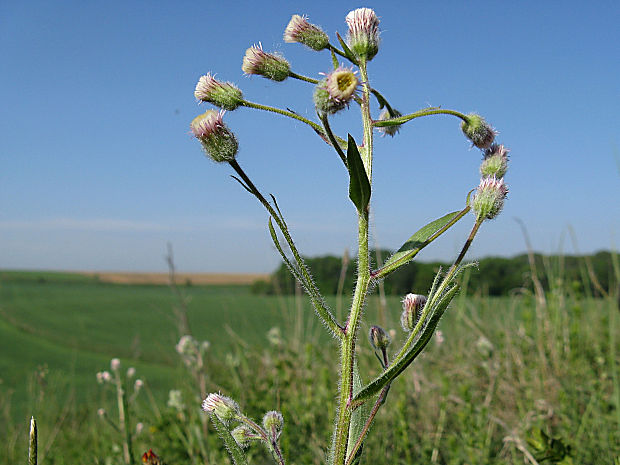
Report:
284,15,329,51
110,358,121,371
401,293,427,332
314,67,358,114
377,108,403,137
461,114,496,149
194,73,243,110
232,425,260,449
346,8,380,61
262,410,284,441
368,325,390,351
202,393,241,425
480,144,509,179
471,176,509,221
242,44,290,81
126,367,136,378
190,110,238,163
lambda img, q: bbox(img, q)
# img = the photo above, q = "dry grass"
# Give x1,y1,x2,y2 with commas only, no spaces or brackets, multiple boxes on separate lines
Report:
80,271,269,285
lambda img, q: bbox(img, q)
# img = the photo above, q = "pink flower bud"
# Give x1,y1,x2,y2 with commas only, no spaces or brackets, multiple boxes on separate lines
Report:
242,44,290,82
345,8,380,60
284,15,329,51
194,73,243,110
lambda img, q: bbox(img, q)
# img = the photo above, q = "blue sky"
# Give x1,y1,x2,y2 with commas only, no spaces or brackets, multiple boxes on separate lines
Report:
1,0,619,273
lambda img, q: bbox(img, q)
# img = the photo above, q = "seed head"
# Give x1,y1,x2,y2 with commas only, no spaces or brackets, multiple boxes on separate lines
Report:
314,67,358,114
368,325,391,351
242,44,290,82
377,108,403,137
480,144,509,179
194,73,243,110
461,114,496,149
190,110,238,163
345,7,380,61
401,293,427,332
202,393,241,425
284,15,329,51
471,176,509,221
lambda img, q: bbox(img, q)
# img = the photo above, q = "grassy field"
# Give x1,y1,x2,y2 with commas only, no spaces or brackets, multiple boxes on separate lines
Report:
1,269,618,464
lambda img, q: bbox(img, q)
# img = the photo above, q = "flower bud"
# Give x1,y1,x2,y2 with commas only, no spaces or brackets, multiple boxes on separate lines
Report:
97,408,106,417
110,358,121,371
194,73,243,110
190,110,238,163
202,393,241,424
232,425,260,449
377,108,403,137
345,8,380,61
314,67,358,115
242,44,290,82
461,114,496,149
435,330,445,346
368,325,390,351
262,410,284,441
480,144,509,179
126,367,136,378
167,389,185,411
136,422,144,435
400,293,427,332
471,176,509,221
284,15,329,51
134,379,144,391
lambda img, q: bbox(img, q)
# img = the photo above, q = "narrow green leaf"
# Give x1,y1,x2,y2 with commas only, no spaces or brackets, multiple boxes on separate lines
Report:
347,134,371,213
353,284,460,402
347,363,369,462
230,175,252,194
335,32,358,64
268,218,304,285
209,413,248,465
330,48,339,70
382,211,463,270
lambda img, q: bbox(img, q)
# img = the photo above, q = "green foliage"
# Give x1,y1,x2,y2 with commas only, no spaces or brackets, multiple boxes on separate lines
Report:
254,251,617,297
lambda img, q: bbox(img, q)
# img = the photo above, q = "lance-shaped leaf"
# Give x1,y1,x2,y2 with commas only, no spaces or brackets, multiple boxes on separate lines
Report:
336,32,359,65
209,413,248,465
353,284,460,402
347,363,369,462
376,208,469,279
347,134,371,213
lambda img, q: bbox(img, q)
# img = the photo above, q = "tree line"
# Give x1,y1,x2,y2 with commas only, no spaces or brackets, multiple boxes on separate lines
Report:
251,250,616,297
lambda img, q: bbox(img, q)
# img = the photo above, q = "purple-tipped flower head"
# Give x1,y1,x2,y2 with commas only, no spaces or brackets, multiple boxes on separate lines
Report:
262,410,284,441
314,66,359,114
110,358,121,371
480,144,509,179
461,114,496,149
190,110,238,163
401,293,427,332
377,108,403,137
194,73,243,111
284,15,329,51
346,7,380,61
471,176,509,221
368,325,391,351
242,44,290,82
202,393,241,425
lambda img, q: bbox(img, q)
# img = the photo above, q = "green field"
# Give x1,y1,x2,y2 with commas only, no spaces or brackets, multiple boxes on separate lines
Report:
1,270,618,464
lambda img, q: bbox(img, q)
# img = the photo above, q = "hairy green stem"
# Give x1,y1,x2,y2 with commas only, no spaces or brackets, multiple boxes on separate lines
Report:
115,372,135,465
289,71,319,84
229,160,344,338
331,57,374,465
241,100,323,133
239,416,285,465
373,108,468,127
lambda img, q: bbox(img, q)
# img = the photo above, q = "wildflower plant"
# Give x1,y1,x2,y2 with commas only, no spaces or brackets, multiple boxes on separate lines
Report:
190,7,510,465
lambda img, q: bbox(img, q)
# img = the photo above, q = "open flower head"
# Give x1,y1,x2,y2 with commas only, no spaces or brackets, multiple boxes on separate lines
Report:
284,14,329,51
461,113,497,149
480,144,509,179
346,7,380,60
194,73,243,110
190,110,238,163
242,44,290,82
314,66,358,114
471,176,509,221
